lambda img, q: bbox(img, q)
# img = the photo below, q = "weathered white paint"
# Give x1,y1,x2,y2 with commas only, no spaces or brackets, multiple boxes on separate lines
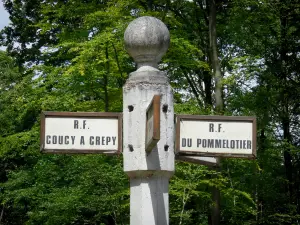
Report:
130,176,169,225
44,117,118,151
179,120,254,155
124,16,170,69
123,16,174,225
123,74,174,172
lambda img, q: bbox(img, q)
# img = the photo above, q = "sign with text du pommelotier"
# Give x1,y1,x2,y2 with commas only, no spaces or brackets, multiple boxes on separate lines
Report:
40,112,122,154
176,115,257,158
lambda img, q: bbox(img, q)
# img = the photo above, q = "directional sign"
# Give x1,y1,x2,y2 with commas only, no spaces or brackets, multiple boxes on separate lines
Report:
40,112,122,154
176,156,218,167
145,95,160,153
176,115,256,158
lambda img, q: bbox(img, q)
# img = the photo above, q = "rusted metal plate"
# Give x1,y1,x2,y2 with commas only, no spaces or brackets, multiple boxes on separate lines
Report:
145,95,161,153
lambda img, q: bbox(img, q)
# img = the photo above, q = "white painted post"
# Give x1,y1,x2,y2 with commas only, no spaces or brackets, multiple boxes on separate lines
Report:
123,17,174,225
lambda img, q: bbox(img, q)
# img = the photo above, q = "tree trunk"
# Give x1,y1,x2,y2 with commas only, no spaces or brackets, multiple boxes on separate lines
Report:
203,69,213,108
208,0,223,225
104,46,109,112
279,5,294,206
209,0,223,113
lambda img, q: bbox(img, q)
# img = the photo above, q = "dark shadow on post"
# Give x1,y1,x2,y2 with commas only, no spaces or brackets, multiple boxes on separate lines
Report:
147,145,169,225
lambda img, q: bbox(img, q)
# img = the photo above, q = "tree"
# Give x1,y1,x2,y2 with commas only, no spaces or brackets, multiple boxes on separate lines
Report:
1,0,300,224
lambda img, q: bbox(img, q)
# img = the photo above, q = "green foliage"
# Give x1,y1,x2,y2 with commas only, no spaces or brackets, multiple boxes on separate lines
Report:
2,155,129,224
170,162,216,224
0,0,300,224
0,51,21,90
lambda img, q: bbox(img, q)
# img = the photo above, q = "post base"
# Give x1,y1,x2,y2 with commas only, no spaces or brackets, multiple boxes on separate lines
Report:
130,175,170,225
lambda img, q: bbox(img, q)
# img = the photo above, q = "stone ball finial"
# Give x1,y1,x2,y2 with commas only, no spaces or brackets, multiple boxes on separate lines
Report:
124,16,170,70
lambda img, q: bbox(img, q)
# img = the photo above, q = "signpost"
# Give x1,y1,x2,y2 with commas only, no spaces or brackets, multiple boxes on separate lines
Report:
39,16,257,225
40,111,122,154
176,115,256,158
145,95,160,153
123,16,174,225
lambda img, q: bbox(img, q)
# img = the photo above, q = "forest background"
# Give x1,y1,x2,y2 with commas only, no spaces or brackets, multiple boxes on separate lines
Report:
0,0,299,224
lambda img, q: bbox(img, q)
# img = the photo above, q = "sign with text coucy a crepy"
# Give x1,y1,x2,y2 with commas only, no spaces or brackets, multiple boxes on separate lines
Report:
40,112,122,154
176,115,256,158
